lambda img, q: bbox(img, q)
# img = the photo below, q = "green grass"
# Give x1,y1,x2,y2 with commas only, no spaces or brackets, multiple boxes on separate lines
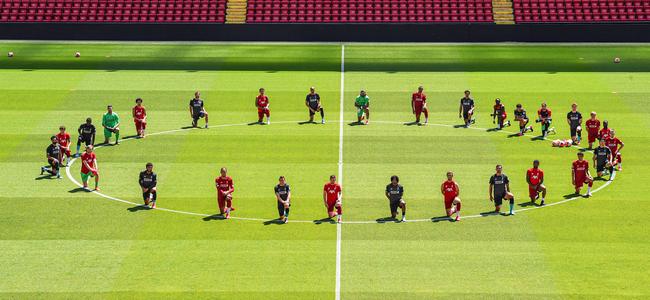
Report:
0,42,649,299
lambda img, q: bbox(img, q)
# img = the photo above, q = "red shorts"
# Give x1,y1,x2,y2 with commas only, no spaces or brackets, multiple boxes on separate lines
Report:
614,153,622,163
574,176,591,188
326,199,340,212
444,195,456,209
588,131,598,143
59,147,71,157
135,120,146,131
258,108,270,119
217,192,232,213
528,184,541,198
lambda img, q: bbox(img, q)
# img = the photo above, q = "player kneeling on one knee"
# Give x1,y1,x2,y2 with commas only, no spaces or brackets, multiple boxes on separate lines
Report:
593,140,614,180
572,152,593,197
489,165,515,215
526,160,546,206
275,176,291,223
386,175,406,222
80,145,99,191
139,162,157,209
42,136,62,178
102,105,120,145
441,171,461,221
215,167,234,219
354,90,370,125
323,175,343,223
189,91,209,128
514,104,533,136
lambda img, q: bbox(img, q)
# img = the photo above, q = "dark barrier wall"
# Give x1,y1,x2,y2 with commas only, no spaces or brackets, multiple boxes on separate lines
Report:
1,23,650,42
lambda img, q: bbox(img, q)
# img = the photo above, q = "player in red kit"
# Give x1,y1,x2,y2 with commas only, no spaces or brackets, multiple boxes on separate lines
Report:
323,175,342,223
526,160,546,205
491,98,510,130
585,112,600,149
605,130,624,171
440,171,461,221
56,125,71,166
256,88,271,125
80,145,99,191
411,86,428,124
598,120,612,142
215,167,235,219
572,152,593,197
132,98,147,138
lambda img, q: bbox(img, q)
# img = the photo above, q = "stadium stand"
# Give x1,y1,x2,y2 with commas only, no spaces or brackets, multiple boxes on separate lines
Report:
245,0,495,23
513,0,650,23
0,0,227,23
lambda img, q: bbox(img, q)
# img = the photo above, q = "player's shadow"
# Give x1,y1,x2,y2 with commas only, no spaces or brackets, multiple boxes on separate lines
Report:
313,217,336,225
507,133,522,138
376,216,400,223
486,127,502,132
127,205,151,212
518,201,540,207
298,121,318,125
563,192,582,199
247,121,266,126
530,136,546,141
479,210,501,217
453,124,467,128
122,134,139,140
431,216,455,223
180,125,195,129
68,187,90,193
403,121,421,126
263,218,286,225
34,174,55,180
347,122,364,126
202,214,227,221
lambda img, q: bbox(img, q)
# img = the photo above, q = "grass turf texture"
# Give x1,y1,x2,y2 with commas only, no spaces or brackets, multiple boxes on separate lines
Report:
0,42,649,298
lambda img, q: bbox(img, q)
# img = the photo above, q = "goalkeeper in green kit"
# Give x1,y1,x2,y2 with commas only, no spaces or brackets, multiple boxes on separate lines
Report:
355,90,370,125
102,105,121,145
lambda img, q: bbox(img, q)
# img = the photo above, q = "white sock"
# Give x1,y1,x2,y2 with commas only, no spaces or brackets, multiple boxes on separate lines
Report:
587,186,592,194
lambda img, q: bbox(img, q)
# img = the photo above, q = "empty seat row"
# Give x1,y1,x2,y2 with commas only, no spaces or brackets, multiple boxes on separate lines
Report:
513,0,650,22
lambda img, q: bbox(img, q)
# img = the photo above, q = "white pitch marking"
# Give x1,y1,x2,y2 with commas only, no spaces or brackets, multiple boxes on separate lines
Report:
335,44,345,300
65,119,615,224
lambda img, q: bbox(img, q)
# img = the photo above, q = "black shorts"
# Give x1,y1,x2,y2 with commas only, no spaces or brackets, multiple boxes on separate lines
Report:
570,125,580,137
78,135,93,146
494,192,505,206
596,163,606,172
389,199,403,213
463,110,471,120
48,158,59,168
277,201,290,216
192,111,205,121
308,105,320,116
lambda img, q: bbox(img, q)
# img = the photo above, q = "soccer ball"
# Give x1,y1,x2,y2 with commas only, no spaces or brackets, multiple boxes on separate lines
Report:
7,51,14,58
74,52,81,58
614,57,621,63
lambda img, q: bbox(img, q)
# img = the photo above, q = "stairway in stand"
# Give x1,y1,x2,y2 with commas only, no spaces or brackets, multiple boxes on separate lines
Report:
225,0,247,24
492,0,515,24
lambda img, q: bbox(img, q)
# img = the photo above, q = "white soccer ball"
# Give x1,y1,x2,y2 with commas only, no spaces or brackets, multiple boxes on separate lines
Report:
7,51,14,57
74,52,81,58
614,57,621,63
576,126,582,132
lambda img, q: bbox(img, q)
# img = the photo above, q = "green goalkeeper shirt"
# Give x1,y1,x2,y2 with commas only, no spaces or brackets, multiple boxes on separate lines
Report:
102,112,120,128
355,95,370,107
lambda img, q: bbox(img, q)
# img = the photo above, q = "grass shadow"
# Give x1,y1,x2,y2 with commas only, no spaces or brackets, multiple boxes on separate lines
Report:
202,214,226,221
313,217,336,225
127,205,151,212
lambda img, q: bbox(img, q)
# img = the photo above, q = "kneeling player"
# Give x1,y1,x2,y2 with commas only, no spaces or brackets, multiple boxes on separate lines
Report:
459,90,475,128
189,91,209,128
76,118,95,157
385,175,406,222
355,90,370,124
593,140,614,179
526,160,546,205
489,165,515,215
441,171,461,221
514,104,533,136
215,167,234,218
139,162,157,208
606,130,624,171
323,175,342,223
102,105,120,145
536,103,553,137
132,98,147,138
256,88,271,124
566,103,583,145
42,136,61,178
80,145,99,191
492,98,510,129
411,86,428,124
56,125,71,166
572,152,593,197
306,87,325,124
274,176,291,223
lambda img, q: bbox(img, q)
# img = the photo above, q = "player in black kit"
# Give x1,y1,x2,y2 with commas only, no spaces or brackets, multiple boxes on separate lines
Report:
459,90,475,128
566,103,583,144
514,104,534,136
189,91,209,128
489,165,515,215
75,117,96,157
139,162,158,208
305,87,325,124
274,176,291,223
385,175,406,222
42,136,62,178
592,140,614,179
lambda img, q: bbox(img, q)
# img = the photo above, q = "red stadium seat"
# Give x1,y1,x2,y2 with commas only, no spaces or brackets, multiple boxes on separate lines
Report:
512,0,650,23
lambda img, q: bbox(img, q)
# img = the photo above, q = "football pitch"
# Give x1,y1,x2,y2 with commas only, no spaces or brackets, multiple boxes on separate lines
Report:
1,42,649,299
